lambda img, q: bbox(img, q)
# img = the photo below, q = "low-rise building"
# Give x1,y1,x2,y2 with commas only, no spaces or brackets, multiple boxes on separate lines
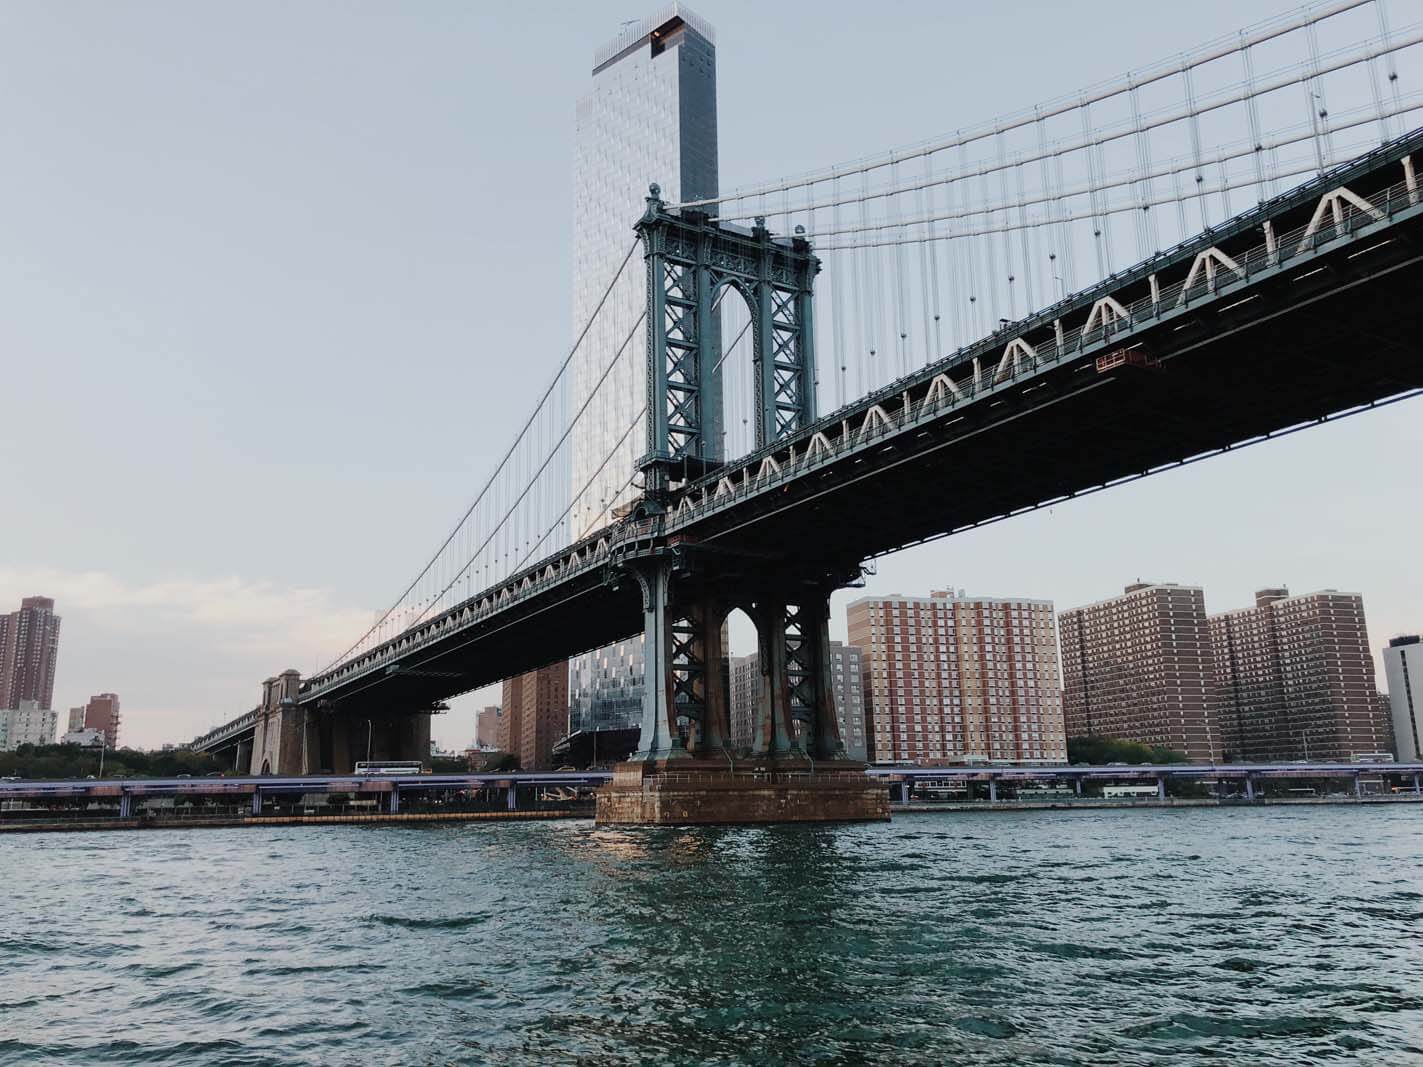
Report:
0,700,59,750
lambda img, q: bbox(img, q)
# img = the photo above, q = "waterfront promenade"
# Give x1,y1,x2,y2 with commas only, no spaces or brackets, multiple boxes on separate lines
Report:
4,762,1421,832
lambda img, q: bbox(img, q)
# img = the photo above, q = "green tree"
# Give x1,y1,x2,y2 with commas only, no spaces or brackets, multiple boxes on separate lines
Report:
0,744,225,780
1066,735,1188,765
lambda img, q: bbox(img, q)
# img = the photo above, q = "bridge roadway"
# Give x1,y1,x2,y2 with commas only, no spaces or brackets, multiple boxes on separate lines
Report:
4,763,1421,814
198,130,1423,736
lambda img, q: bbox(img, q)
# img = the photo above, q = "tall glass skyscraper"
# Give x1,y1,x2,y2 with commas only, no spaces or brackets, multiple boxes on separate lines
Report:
568,6,719,736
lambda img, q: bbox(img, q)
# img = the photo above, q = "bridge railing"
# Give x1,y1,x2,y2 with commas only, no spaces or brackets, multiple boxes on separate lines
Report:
665,166,1420,532
302,513,664,695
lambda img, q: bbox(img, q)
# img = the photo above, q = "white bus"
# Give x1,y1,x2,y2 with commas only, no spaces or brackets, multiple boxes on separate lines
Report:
1102,784,1159,799
353,761,425,776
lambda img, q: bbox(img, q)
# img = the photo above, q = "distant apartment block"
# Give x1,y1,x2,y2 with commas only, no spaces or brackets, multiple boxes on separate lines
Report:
726,644,867,760
500,664,569,771
728,654,758,752
0,700,58,750
0,596,61,711
829,641,868,761
847,590,1065,766
475,705,501,749
1210,588,1388,761
1384,636,1421,762
80,693,122,749
1059,583,1219,762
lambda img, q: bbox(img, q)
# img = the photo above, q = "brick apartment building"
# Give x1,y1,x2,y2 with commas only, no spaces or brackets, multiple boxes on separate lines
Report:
500,665,569,771
1210,588,1389,761
847,590,1065,765
1059,583,1220,761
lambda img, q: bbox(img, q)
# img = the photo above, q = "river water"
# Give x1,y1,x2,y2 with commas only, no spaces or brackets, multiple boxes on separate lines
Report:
2,806,1421,1065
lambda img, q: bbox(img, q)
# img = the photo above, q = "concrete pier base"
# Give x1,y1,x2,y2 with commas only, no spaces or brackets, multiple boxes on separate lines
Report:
595,760,889,826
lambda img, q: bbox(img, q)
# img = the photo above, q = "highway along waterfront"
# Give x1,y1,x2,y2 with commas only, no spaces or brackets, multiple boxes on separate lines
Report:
2,806,1420,1065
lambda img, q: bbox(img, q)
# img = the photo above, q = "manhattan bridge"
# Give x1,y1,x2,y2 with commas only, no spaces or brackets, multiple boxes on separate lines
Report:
194,0,1423,822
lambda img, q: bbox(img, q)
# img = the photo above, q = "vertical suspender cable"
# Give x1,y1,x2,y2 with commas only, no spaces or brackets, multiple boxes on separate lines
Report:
917,156,933,366
831,169,847,409
1306,18,1336,167
890,153,910,376
926,154,944,360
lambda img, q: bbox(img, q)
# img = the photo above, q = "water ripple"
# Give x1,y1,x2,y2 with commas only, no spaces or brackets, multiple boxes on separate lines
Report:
2,809,1422,1064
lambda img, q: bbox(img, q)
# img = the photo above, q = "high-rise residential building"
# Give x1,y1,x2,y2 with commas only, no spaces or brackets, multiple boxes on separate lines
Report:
1384,636,1421,762
847,591,1066,766
0,700,58,751
568,6,719,740
1059,583,1219,762
725,644,869,760
728,653,758,752
474,705,501,749
501,665,570,772
67,706,85,733
0,596,61,711
81,693,121,749
829,642,868,762
1210,588,1388,762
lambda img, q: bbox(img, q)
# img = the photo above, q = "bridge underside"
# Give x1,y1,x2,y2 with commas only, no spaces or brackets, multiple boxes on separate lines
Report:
692,236,1423,572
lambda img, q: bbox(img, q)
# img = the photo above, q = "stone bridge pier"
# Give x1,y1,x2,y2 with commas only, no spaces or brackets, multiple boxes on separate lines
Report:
596,548,887,825
249,670,431,775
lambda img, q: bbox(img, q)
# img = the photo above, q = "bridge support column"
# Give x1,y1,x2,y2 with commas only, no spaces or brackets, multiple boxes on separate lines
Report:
1244,777,1254,801
250,790,262,816
1074,778,1082,796
748,592,845,761
1157,777,1167,800
506,784,517,811
388,786,400,815
1354,774,1363,799
119,794,132,819
988,779,998,803
598,561,878,825
627,554,690,763
682,597,731,759
1413,773,1420,796
898,780,910,805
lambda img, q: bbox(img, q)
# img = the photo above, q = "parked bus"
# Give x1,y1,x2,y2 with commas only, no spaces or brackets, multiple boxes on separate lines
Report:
1102,784,1159,799
353,761,425,776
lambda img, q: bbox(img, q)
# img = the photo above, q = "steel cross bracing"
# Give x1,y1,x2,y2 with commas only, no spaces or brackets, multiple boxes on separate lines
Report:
636,186,819,492
289,129,1423,729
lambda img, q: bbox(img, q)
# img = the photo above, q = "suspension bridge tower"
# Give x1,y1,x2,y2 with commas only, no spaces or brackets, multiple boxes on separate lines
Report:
595,187,888,824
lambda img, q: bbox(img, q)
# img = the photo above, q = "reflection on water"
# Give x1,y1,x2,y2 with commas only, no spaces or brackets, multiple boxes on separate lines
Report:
2,806,1421,1065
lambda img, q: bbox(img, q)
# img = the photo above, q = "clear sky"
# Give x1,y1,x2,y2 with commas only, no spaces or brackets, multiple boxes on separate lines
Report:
2,1,1418,750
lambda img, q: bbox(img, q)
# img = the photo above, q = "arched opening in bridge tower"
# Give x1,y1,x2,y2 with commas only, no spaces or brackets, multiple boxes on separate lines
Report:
713,281,757,464
722,606,757,758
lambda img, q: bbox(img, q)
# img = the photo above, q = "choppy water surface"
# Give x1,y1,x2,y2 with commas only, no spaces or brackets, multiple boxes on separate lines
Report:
3,807,1422,1065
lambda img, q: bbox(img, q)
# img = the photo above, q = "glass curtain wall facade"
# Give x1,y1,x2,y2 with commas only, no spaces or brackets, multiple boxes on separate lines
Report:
568,5,719,736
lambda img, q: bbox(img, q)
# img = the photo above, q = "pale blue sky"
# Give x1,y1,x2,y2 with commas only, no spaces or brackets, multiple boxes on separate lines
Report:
1,1,1418,749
